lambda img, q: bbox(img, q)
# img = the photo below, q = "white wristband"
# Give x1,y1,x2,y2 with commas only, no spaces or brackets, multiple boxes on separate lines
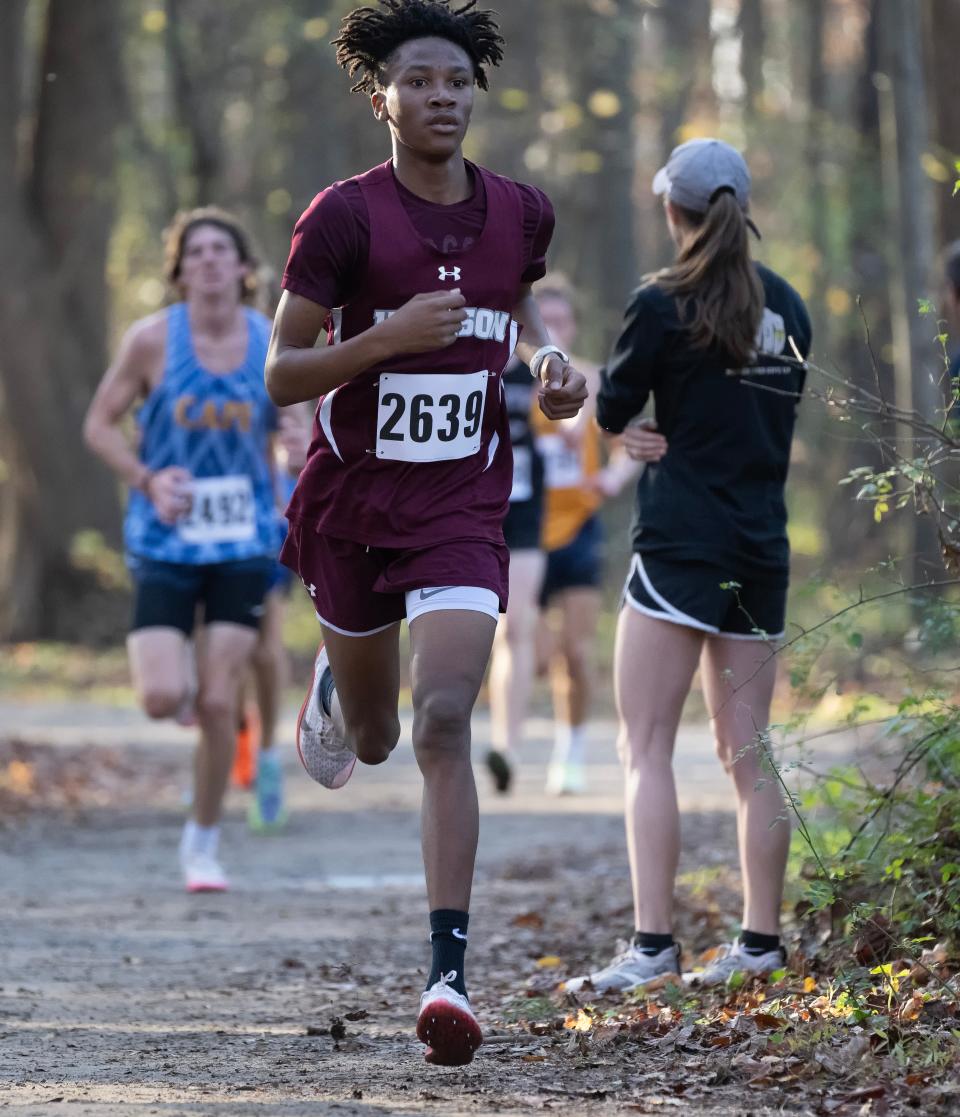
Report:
529,344,569,382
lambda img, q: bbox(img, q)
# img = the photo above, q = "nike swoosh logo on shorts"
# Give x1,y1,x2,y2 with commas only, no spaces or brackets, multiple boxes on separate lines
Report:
419,587,453,600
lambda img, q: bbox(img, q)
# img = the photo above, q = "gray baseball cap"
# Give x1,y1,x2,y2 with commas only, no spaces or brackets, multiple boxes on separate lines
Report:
652,137,760,238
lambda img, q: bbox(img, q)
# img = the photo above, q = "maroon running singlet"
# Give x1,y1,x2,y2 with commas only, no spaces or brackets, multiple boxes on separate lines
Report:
280,160,548,634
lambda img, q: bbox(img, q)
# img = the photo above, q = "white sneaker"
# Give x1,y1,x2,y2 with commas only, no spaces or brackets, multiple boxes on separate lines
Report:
684,940,786,987
416,971,483,1066
296,645,356,790
181,851,228,893
545,759,586,795
563,942,681,994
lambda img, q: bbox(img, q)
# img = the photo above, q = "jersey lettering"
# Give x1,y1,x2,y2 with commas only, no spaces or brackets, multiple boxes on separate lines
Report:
373,306,511,344
173,395,252,433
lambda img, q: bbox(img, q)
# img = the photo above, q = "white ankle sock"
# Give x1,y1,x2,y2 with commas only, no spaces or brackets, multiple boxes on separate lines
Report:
551,724,586,767
181,820,219,858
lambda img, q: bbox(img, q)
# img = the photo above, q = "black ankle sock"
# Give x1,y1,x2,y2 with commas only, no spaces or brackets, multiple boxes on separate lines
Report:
633,931,675,955
739,929,781,956
318,667,335,718
427,909,469,996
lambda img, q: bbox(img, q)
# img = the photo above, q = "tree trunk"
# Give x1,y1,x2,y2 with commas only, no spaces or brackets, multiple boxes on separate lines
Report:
878,0,943,583
0,0,125,641
738,0,765,119
925,0,960,247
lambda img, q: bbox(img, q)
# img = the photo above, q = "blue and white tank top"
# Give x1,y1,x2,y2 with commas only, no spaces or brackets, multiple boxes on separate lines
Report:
124,302,278,565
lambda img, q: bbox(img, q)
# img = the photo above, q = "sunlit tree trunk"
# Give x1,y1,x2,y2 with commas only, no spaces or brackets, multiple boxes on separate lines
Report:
925,0,960,247
878,0,943,583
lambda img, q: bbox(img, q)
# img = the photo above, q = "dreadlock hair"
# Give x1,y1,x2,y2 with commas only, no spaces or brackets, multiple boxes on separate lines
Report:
333,0,504,94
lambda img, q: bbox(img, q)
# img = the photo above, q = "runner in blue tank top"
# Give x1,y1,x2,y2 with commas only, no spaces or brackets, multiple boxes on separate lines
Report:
266,0,588,1068
84,208,278,894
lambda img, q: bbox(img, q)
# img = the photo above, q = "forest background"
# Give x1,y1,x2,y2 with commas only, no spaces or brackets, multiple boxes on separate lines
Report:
2,0,959,646
4,2,960,1103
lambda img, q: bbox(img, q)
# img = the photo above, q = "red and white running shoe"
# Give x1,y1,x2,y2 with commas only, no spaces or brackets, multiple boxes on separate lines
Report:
416,971,483,1066
182,851,228,893
296,644,356,790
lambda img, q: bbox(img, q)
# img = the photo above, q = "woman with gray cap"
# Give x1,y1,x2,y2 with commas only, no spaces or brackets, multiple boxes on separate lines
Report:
564,138,812,993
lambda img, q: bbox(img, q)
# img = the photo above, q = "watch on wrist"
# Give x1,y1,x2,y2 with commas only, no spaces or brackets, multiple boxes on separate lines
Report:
529,344,569,382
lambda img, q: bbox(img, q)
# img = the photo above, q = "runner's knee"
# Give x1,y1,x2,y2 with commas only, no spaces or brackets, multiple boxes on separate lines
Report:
140,684,185,720
412,689,473,757
195,689,236,725
618,722,674,770
350,712,400,766
714,728,765,787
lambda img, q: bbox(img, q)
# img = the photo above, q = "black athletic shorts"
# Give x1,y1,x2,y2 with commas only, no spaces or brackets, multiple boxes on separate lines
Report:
503,497,543,552
540,515,604,605
129,556,273,634
623,553,787,640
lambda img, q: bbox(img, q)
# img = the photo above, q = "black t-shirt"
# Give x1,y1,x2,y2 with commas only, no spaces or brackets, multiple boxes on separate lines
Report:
502,356,544,508
596,264,812,574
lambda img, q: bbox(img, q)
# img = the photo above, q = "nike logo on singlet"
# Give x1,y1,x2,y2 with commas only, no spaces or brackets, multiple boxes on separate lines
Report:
419,587,453,600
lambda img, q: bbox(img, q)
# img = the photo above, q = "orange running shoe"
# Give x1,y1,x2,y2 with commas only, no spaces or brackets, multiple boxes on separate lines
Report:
231,705,260,789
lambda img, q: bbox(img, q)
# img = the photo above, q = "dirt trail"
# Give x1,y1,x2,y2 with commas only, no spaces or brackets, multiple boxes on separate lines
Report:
0,700,810,1115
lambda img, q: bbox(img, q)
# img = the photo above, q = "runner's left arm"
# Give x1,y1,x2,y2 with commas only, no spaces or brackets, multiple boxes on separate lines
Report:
512,285,588,420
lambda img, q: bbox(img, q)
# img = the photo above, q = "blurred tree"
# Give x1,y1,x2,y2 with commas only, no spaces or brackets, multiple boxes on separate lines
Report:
0,0,125,640
925,0,960,248
878,0,942,583
738,0,765,121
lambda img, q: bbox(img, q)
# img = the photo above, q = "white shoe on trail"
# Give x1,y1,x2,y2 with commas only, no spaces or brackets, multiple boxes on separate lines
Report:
684,940,787,987
563,942,681,994
416,971,483,1066
181,851,228,893
296,644,356,790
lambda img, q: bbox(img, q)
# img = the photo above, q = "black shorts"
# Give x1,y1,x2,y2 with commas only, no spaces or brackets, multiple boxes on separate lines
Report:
503,497,543,552
540,515,603,605
129,556,273,635
623,553,787,639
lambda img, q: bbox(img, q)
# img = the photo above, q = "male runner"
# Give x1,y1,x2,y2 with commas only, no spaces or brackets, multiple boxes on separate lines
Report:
266,0,587,1066
532,283,636,794
239,408,312,832
485,351,546,794
84,207,278,893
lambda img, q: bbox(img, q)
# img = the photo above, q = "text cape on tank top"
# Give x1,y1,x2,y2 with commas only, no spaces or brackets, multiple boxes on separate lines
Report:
124,303,278,565
286,161,527,548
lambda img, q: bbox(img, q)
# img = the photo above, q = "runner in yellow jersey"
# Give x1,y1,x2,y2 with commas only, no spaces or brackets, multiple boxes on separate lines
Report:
532,282,637,794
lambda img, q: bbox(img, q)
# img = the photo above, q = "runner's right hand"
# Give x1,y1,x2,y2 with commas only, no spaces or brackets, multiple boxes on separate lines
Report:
146,467,193,525
381,289,468,354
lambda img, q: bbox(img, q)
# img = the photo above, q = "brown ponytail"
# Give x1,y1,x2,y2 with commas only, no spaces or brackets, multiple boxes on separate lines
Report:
654,191,764,366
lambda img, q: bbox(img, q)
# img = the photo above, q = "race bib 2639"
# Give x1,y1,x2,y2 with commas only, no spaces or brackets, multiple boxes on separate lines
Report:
376,371,488,464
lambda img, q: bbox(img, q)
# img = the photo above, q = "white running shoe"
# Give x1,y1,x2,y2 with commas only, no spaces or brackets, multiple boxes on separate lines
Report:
182,851,228,893
563,942,681,994
545,759,586,796
416,971,483,1066
296,645,356,790
684,940,786,987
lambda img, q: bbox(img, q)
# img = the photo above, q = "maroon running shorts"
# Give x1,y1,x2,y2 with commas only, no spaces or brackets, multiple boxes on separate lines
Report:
280,524,509,636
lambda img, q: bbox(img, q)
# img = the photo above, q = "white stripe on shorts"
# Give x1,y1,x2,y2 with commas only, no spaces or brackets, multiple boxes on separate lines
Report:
315,612,398,639
623,554,718,633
